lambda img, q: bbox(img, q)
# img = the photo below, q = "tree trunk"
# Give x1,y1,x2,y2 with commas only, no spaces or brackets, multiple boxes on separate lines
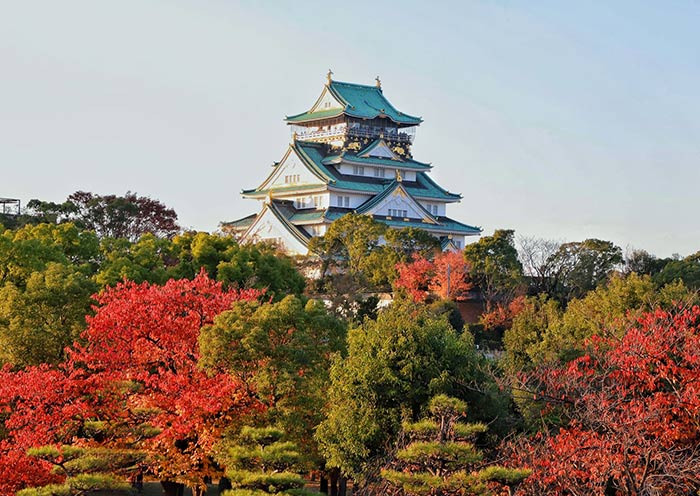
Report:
161,481,185,496
330,469,339,496
190,484,207,496
339,476,347,496
320,475,329,494
218,477,232,495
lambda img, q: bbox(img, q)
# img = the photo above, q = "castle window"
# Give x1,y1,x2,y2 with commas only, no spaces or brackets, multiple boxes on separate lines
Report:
427,204,439,216
352,166,365,176
389,208,407,218
374,167,386,178
284,174,300,184
313,196,322,208
336,195,350,208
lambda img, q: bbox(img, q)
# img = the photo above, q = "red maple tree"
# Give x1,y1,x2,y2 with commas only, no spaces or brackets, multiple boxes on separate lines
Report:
395,251,471,301
0,273,263,496
0,363,105,495
510,306,700,495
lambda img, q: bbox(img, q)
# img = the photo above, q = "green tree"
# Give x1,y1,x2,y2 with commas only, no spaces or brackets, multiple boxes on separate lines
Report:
0,223,99,366
308,213,386,280
315,299,492,481
384,227,441,260
199,296,346,455
546,238,623,302
25,199,79,225
170,232,305,300
381,395,530,496
502,295,563,375
463,229,524,311
624,248,669,277
0,263,98,366
95,234,173,287
94,231,305,299
0,223,98,288
653,251,700,290
502,273,691,374
216,426,315,496
17,445,144,496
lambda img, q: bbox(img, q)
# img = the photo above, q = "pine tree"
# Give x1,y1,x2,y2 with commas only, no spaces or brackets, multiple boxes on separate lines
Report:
217,426,316,496
381,395,529,496
17,445,144,496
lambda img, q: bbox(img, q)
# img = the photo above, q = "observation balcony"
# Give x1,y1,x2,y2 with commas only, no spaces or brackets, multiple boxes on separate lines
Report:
291,123,416,144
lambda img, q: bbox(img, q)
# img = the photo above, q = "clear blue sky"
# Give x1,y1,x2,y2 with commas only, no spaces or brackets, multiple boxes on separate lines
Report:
2,1,699,257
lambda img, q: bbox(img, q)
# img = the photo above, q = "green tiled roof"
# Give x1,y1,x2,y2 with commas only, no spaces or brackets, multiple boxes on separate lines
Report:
322,153,432,171
322,208,480,235
241,200,480,237
288,210,326,223
242,141,460,203
242,183,325,197
286,80,422,125
221,213,257,229
374,215,481,235
287,108,344,121
353,181,401,215
297,142,459,201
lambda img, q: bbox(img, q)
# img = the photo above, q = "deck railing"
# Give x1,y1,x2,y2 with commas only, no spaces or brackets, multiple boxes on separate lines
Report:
292,125,415,144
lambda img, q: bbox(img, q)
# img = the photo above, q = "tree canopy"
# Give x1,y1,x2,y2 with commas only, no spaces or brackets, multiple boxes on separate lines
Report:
29,191,180,241
463,229,524,311
315,299,485,481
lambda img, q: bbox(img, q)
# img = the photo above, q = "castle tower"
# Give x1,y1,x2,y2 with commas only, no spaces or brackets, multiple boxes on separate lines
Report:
222,74,481,255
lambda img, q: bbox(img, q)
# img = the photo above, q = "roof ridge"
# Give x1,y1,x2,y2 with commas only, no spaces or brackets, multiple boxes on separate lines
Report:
330,80,378,89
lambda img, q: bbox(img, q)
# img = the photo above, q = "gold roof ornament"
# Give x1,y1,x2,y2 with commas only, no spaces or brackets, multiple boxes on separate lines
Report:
395,169,402,182
265,190,273,205
327,69,333,85
292,131,298,143
375,76,381,88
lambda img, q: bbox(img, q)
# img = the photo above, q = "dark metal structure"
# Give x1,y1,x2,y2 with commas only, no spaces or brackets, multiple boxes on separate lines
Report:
0,198,21,215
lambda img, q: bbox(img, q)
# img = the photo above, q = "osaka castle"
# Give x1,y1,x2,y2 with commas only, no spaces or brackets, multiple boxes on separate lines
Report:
223,72,481,255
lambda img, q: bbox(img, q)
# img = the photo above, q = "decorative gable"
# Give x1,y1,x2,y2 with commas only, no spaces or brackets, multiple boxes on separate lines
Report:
357,182,438,224
242,204,309,255
358,139,402,161
310,87,344,113
259,146,327,190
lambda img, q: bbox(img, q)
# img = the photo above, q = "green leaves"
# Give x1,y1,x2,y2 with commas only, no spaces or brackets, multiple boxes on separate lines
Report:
200,295,346,464
315,300,480,479
0,261,97,366
381,394,530,495
463,229,523,310
17,474,131,496
218,426,309,495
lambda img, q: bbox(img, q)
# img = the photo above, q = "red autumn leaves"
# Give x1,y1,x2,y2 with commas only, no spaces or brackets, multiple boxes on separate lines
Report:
0,273,263,494
512,306,700,494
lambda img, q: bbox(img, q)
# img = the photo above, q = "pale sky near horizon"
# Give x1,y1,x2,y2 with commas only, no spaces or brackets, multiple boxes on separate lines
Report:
2,1,699,258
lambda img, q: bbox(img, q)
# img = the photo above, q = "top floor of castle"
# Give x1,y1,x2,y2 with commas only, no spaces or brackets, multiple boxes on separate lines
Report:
285,71,422,153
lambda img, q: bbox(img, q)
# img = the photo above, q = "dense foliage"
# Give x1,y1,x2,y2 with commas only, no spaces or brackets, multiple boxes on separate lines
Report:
381,395,530,495
509,306,700,494
1,207,699,496
315,299,505,483
27,191,180,240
